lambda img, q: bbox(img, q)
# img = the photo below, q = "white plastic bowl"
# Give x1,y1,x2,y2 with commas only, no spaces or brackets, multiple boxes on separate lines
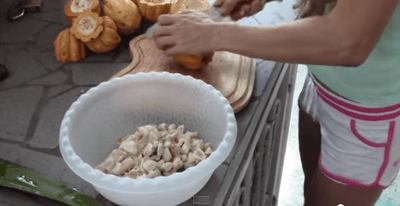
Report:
59,72,237,206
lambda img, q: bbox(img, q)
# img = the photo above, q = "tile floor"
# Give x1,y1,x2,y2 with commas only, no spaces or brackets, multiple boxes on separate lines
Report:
277,65,400,206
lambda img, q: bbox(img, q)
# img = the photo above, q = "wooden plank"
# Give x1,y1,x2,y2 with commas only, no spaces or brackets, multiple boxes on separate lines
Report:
110,34,242,98
110,34,256,112
231,59,256,112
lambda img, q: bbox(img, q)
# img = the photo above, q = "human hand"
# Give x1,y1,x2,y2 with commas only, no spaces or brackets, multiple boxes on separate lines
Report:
213,0,269,20
153,12,216,56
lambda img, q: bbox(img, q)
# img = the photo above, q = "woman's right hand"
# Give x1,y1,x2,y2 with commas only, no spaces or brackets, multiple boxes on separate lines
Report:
213,0,269,20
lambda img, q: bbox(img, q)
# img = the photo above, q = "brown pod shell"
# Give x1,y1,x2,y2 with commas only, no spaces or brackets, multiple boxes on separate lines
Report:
137,0,172,23
173,54,204,70
70,10,104,42
86,16,122,53
169,0,209,15
102,0,142,34
63,0,100,25
53,28,87,63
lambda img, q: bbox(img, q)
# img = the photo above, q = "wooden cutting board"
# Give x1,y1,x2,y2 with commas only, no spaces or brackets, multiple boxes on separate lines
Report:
226,55,253,104
110,34,255,112
231,60,256,112
110,34,241,97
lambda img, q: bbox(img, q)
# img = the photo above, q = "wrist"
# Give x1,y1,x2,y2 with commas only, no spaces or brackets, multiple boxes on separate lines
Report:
209,24,221,51
209,23,235,52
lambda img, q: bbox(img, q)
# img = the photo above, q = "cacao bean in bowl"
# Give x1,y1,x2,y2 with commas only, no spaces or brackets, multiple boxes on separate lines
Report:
59,71,237,206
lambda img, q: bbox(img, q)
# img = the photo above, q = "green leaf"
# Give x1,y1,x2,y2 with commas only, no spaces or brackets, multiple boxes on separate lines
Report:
0,161,104,206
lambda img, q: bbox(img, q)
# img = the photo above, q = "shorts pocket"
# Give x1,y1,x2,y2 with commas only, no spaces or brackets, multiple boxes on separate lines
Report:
350,120,393,147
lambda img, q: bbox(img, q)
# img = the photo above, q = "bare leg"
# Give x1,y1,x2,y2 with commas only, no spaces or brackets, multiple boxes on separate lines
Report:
299,108,384,206
298,108,321,199
306,168,383,206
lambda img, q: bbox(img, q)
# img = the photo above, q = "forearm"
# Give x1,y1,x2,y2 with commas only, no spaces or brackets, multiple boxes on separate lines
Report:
211,16,365,66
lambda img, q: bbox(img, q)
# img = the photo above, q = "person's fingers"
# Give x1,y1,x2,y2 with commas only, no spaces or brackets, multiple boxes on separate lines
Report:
153,25,175,38
230,12,241,21
174,13,205,23
245,4,253,15
219,0,242,16
203,52,215,64
179,11,193,15
158,14,176,25
213,0,225,7
154,36,176,50
230,4,250,20
241,4,251,17
189,12,210,20
164,45,181,56
250,0,263,13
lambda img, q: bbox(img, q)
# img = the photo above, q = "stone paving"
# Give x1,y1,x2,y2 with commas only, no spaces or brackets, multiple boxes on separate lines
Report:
0,0,297,205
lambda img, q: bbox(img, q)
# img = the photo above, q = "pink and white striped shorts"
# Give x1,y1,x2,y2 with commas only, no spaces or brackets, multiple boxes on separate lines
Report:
298,72,400,189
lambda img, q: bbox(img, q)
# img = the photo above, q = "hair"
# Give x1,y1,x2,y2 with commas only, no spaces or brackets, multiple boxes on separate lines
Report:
294,0,337,18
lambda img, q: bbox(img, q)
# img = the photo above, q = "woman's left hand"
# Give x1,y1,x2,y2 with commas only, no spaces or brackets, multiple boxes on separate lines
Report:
214,0,268,21
153,13,217,56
